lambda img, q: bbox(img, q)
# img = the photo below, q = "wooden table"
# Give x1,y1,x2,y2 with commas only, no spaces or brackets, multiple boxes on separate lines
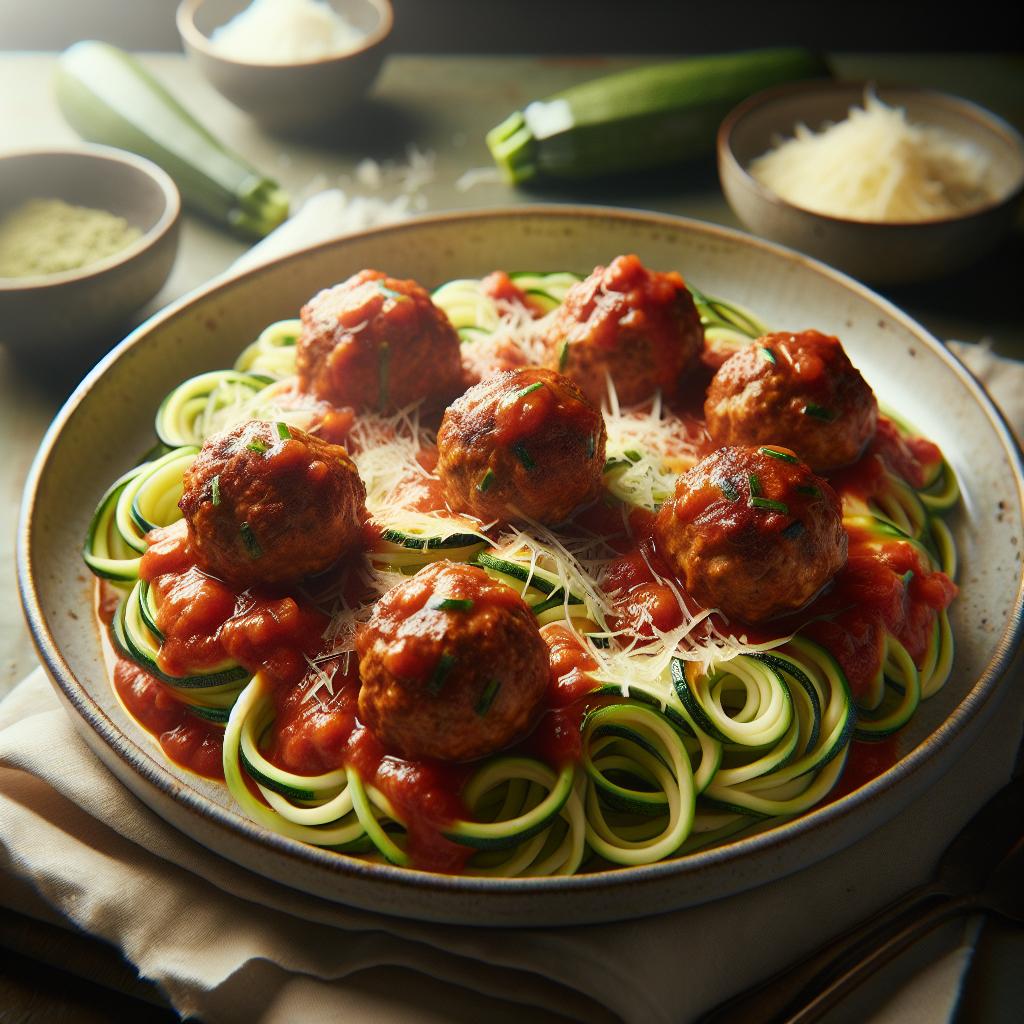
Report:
2,49,1023,1021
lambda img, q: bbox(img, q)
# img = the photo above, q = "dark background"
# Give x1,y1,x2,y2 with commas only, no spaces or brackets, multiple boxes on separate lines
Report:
1,0,1019,53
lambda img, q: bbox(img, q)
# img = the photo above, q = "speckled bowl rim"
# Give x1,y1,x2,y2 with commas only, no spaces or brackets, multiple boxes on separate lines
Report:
0,144,182,291
177,0,394,68
717,80,1024,229
17,205,1024,914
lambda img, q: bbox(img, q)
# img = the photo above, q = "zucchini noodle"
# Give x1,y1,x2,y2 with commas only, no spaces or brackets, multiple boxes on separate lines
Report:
84,270,961,878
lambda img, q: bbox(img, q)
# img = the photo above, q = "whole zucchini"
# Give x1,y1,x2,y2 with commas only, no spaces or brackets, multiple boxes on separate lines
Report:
55,41,289,238
487,48,829,184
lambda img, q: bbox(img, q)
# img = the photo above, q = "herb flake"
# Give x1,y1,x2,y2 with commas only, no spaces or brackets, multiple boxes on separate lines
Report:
558,339,569,371
512,441,535,470
750,496,789,514
717,478,740,502
427,652,456,695
759,446,799,463
431,597,475,612
475,679,501,716
240,521,262,558
802,403,836,422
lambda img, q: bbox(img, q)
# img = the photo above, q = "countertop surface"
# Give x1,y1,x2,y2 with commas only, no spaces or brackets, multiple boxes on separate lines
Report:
2,48,1023,1023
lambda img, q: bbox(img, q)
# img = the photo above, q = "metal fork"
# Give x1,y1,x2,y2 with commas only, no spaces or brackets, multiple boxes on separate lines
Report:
700,769,1024,1024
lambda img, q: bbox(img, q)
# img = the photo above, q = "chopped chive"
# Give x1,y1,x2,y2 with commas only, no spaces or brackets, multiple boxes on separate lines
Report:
378,342,390,411
431,597,475,612
239,521,262,558
717,478,740,502
759,346,777,364
427,652,456,695
759,446,799,463
246,439,269,454
586,433,596,459
624,449,642,463
796,484,822,497
210,475,221,506
781,519,805,539
902,570,915,588
275,421,291,440
747,473,763,498
477,468,495,493
558,339,569,371
750,496,789,513
475,679,501,716
516,381,545,399
512,441,535,470
802,403,836,422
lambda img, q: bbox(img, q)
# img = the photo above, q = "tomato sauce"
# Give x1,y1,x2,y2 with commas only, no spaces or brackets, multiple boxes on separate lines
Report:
100,315,958,867
98,585,226,780
481,270,548,318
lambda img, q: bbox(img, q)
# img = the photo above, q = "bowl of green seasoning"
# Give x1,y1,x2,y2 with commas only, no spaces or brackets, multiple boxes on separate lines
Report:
0,145,181,363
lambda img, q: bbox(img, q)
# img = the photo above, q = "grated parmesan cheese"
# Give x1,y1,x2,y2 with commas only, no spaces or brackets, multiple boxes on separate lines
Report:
749,91,996,222
210,0,365,64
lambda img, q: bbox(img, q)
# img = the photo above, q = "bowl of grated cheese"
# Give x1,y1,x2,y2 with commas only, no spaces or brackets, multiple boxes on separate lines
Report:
177,0,393,133
717,81,1024,285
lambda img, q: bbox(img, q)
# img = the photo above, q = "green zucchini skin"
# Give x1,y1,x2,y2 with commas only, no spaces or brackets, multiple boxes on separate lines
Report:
54,41,290,238
487,48,830,183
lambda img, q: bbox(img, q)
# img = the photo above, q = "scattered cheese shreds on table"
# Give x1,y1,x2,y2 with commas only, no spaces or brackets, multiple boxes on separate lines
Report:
233,146,438,273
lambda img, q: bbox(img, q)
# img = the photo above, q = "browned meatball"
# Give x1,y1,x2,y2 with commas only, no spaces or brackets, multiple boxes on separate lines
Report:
179,420,366,587
356,560,548,761
542,254,704,406
436,367,606,524
704,330,878,472
654,445,846,623
296,268,463,411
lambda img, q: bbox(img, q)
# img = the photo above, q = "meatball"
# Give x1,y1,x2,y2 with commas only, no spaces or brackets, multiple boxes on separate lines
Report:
704,330,878,472
654,445,847,623
436,367,606,524
296,268,463,411
179,420,366,587
356,560,548,761
543,254,704,406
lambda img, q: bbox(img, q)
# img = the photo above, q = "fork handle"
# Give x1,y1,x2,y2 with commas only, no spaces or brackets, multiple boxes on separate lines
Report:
779,897,971,1024
698,885,948,1023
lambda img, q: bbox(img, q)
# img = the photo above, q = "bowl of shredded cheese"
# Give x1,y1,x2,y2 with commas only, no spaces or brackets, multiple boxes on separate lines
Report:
177,0,393,133
717,81,1024,285
0,145,180,364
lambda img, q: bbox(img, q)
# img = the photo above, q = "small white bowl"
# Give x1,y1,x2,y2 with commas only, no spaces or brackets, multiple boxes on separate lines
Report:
717,81,1024,286
177,0,393,134
0,145,181,365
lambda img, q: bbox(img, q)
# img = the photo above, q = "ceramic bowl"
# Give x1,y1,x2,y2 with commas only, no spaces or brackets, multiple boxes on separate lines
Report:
177,0,393,133
717,81,1024,286
0,145,180,361
17,207,1024,934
